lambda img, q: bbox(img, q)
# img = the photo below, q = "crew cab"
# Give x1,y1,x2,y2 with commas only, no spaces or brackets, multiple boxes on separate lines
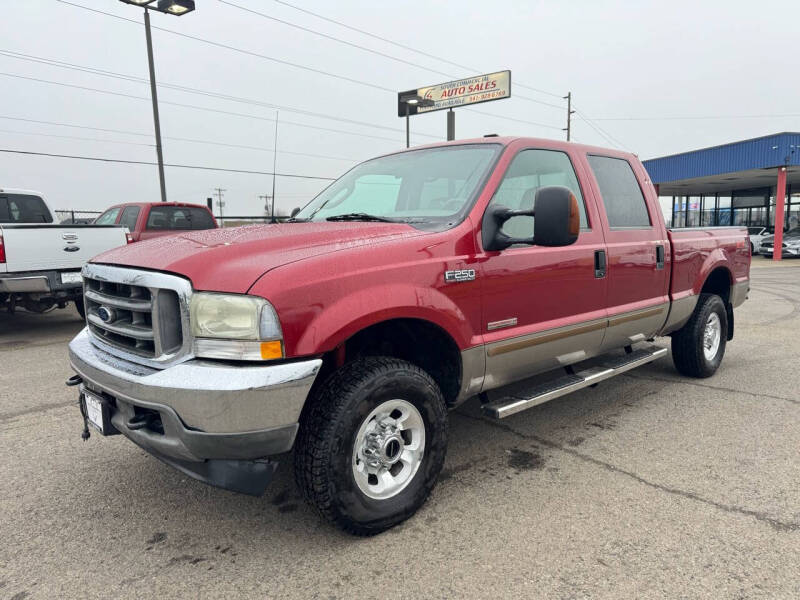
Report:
94,202,217,242
1,189,129,316
67,138,750,535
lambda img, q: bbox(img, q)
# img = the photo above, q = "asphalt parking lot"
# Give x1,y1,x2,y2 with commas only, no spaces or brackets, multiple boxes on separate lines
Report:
1,262,799,599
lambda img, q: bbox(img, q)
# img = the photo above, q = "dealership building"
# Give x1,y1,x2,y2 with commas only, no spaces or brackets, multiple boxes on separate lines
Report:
643,132,800,231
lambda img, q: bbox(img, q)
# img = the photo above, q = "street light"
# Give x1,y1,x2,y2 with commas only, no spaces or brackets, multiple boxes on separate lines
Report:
399,94,434,148
118,0,196,202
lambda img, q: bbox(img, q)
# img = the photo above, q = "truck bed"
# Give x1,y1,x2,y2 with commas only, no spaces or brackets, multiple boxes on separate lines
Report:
667,226,750,301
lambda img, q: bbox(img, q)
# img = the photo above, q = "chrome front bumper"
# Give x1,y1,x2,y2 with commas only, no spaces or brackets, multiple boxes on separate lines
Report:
69,328,321,463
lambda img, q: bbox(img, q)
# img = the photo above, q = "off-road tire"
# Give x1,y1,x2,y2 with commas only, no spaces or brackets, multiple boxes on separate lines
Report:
671,293,727,378
294,356,447,536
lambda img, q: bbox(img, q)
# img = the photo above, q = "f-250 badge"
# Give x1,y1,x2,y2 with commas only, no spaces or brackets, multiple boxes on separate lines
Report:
444,269,476,283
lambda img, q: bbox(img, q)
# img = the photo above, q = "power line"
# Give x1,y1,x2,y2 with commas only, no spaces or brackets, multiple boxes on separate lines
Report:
218,0,565,112
0,72,412,143
217,0,456,78
572,108,628,150
266,0,566,100
51,0,566,129
0,115,361,161
0,128,155,147
0,49,441,139
589,113,800,121
0,148,337,180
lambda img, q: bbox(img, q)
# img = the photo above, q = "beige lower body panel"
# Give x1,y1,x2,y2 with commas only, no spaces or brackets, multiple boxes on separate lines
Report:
600,303,669,351
456,345,486,403
482,319,607,392
731,280,749,308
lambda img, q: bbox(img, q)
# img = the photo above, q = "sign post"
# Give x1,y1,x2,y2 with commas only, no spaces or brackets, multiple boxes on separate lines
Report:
398,70,511,145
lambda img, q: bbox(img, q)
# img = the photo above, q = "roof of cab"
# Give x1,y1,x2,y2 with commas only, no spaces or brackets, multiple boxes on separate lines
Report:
392,136,634,160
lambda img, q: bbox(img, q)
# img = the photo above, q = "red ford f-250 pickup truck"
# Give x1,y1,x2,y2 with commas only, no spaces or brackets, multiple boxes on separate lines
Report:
68,137,750,535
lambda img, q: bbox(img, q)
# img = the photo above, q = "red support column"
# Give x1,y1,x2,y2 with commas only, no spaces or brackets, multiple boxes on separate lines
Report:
773,167,787,261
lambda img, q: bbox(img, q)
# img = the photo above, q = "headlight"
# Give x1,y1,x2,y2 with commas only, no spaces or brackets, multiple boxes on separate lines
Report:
191,293,283,360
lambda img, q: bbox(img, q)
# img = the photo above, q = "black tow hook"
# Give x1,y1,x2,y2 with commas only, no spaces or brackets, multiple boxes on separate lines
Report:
66,374,83,387
126,412,157,431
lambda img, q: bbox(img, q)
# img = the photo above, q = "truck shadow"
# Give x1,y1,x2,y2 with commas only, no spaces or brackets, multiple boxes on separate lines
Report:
104,359,674,555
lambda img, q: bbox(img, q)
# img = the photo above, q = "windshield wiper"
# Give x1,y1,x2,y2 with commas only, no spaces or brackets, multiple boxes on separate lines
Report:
326,213,397,223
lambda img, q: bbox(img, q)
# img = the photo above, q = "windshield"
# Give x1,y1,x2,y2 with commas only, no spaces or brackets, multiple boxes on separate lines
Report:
294,144,501,225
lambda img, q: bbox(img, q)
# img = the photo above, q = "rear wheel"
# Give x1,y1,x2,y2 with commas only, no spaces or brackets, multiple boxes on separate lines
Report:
671,293,727,378
294,356,447,536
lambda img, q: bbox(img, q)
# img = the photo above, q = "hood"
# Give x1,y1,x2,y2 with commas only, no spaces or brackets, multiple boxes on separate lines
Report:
92,222,425,293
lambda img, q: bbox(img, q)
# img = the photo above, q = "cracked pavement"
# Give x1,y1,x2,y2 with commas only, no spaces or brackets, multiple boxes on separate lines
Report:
1,261,799,599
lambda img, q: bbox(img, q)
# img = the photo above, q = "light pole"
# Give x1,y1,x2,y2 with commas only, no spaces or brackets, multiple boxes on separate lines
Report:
399,95,434,148
119,0,196,202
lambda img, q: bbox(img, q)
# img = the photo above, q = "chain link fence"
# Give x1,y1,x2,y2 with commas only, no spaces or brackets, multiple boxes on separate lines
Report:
54,209,102,224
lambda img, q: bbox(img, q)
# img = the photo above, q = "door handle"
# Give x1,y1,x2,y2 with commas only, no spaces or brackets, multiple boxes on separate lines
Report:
655,245,665,270
594,250,606,278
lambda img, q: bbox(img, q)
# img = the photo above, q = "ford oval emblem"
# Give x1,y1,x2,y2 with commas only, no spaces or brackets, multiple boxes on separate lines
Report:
97,306,115,323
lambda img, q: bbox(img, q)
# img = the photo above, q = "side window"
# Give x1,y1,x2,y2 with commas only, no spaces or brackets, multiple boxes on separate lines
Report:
95,207,121,225
119,206,140,231
488,149,588,241
587,155,651,228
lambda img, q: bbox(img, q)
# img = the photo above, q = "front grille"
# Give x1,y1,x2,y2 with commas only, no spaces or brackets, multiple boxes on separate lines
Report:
81,264,192,368
85,278,157,356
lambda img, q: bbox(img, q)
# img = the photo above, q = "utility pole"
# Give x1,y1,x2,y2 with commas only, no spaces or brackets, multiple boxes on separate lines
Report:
563,91,575,142
446,108,455,141
271,111,279,223
144,8,167,202
214,187,226,227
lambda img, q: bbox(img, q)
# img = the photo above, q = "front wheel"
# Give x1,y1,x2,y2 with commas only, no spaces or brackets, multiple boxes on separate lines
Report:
294,357,447,536
671,293,728,378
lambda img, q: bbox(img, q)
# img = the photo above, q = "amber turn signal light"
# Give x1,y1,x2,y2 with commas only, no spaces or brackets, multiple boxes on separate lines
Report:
260,340,283,360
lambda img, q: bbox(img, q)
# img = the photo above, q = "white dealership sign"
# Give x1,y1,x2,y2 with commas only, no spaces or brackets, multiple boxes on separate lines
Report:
397,70,511,115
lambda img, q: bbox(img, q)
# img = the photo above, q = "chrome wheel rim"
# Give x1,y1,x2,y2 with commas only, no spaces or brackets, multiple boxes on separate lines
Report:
703,312,721,361
352,399,425,500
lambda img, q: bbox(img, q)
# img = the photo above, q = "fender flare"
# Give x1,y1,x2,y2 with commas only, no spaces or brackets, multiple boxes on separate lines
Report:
292,283,474,356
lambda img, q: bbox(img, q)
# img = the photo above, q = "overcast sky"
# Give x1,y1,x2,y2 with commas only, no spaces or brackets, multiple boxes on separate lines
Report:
1,0,798,218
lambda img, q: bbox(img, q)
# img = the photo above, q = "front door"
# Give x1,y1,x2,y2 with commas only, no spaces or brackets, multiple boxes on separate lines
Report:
478,147,608,391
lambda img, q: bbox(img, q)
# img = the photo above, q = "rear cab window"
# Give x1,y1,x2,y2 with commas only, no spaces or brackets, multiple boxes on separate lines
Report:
146,207,216,230
0,194,53,223
586,155,651,229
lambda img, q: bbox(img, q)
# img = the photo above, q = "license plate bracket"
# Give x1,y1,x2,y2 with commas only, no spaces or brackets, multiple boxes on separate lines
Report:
61,271,82,285
81,389,119,436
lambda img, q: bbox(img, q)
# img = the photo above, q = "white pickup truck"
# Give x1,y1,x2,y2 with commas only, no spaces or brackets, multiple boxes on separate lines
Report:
1,188,129,316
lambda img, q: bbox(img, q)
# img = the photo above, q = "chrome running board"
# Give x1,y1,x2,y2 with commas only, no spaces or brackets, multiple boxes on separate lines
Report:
482,345,668,419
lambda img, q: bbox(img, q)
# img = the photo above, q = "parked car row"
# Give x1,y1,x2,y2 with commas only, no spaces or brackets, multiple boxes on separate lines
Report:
1,189,217,316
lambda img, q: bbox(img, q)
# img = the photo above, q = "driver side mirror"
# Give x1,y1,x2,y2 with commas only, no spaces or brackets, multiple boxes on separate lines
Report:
482,186,580,251
290,207,301,218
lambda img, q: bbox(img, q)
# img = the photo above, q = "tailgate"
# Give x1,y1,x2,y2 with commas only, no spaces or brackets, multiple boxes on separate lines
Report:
0,225,128,272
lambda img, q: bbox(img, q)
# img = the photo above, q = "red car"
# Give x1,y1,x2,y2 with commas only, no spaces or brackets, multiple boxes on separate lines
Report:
94,202,217,242
69,137,750,535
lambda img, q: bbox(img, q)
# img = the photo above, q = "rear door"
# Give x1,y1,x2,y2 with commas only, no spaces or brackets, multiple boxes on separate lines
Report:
479,145,609,389
583,154,670,350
